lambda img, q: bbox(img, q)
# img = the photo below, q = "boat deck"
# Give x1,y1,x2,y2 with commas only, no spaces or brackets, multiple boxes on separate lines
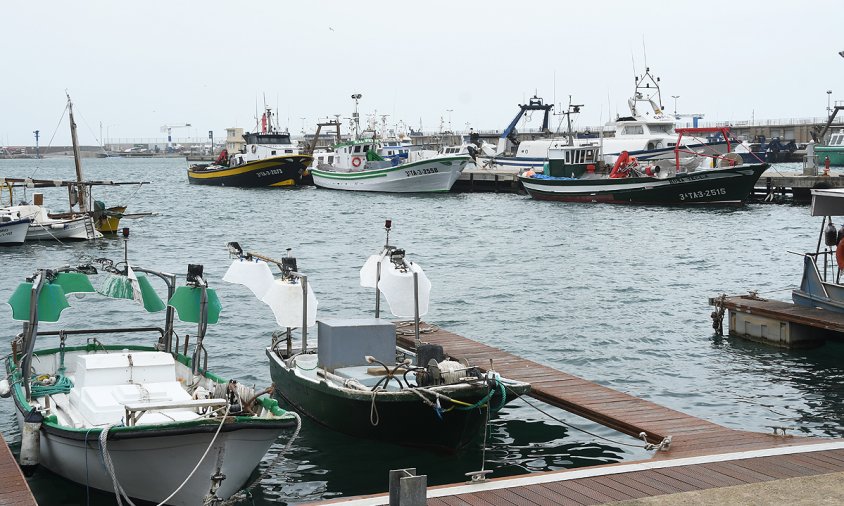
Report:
306,325,844,505
0,433,37,506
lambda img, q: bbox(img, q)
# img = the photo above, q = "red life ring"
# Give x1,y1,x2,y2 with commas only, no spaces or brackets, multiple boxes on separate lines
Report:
351,156,362,167
837,237,844,270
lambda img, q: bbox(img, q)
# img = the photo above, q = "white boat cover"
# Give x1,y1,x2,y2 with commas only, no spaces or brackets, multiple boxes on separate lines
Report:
811,188,844,216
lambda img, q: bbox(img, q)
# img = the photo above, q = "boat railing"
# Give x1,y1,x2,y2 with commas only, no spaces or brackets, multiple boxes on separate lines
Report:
124,398,227,426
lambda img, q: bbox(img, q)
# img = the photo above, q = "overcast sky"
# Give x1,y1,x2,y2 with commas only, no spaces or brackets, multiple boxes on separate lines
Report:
2,0,843,146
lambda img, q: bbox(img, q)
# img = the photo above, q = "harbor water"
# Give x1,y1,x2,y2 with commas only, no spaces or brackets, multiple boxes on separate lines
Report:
1,158,843,505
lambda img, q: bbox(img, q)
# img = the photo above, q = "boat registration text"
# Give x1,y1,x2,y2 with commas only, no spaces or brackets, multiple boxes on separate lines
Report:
679,188,727,201
405,167,439,177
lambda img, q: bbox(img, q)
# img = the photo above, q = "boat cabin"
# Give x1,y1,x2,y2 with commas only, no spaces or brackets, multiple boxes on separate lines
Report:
546,142,600,178
827,129,844,147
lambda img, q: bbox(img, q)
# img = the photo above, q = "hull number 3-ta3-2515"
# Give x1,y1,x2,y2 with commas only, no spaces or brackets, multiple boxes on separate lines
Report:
679,188,727,201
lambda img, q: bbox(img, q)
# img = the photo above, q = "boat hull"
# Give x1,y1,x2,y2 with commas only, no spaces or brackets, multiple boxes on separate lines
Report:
95,206,127,233
14,409,287,506
27,215,101,240
187,155,313,187
476,140,732,174
520,163,769,205
267,349,513,450
311,156,469,193
0,218,30,245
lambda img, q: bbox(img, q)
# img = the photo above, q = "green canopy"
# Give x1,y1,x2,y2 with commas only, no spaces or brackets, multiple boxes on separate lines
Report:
168,286,221,324
7,282,71,322
98,272,166,313
53,272,96,295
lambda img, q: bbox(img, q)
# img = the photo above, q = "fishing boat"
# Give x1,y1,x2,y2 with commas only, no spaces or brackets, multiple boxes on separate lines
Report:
310,139,470,192
519,127,768,205
792,188,844,311
0,212,30,245
187,106,313,187
223,222,530,450
816,128,844,167
0,230,299,505
475,70,730,174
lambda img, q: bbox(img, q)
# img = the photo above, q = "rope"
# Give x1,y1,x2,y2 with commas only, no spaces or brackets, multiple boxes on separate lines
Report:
216,412,303,505
30,373,73,397
154,402,231,506
99,425,136,506
503,384,663,451
370,387,382,426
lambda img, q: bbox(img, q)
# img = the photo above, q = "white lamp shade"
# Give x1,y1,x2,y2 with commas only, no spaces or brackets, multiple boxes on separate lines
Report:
359,253,383,288
223,259,274,299
260,279,318,328
378,261,430,318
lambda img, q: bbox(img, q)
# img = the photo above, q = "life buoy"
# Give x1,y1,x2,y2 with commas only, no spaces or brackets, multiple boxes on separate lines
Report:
251,145,257,154
351,156,362,168
837,237,844,270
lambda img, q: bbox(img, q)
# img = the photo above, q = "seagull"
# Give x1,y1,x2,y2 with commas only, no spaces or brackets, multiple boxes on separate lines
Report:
329,26,334,31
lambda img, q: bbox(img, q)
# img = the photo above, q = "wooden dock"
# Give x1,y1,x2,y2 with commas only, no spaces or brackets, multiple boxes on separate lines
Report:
312,325,842,505
711,294,844,347
0,433,37,506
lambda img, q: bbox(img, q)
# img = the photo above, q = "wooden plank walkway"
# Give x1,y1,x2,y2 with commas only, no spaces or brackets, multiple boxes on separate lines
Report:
396,326,817,457
313,325,842,505
0,433,37,506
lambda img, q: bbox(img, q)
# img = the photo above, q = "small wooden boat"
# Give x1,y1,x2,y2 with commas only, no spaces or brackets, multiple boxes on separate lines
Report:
223,222,530,450
519,127,769,205
0,213,30,245
1,232,299,505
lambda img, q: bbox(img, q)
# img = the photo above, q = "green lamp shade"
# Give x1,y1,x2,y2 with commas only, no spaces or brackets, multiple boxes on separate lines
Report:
168,286,221,324
99,273,166,313
53,272,96,295
7,282,71,322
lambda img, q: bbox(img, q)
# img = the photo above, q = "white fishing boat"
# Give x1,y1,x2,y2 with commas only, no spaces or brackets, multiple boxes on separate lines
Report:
311,139,470,192
0,212,30,245
1,232,299,505
476,69,730,174
3,199,101,241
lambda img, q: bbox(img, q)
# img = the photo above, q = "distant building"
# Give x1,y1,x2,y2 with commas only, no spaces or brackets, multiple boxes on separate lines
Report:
226,127,245,154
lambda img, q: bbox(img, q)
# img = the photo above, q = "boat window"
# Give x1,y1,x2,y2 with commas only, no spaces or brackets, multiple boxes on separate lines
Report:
271,150,277,155
586,150,594,161
353,145,361,153
832,135,842,145
649,124,673,134
286,150,293,153
622,126,644,135
328,156,334,164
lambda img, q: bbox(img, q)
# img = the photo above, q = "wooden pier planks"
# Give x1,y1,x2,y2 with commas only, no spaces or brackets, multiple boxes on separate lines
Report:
396,326,817,457
0,433,36,506
423,448,844,506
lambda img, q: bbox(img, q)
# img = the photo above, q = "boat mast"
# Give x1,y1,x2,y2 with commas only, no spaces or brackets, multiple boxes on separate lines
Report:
67,93,87,213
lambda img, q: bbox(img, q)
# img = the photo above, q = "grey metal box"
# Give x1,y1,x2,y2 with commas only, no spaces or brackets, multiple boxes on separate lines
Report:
317,318,396,372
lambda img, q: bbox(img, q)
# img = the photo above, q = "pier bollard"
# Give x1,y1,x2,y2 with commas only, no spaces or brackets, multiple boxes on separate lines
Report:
400,475,427,506
389,468,427,505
